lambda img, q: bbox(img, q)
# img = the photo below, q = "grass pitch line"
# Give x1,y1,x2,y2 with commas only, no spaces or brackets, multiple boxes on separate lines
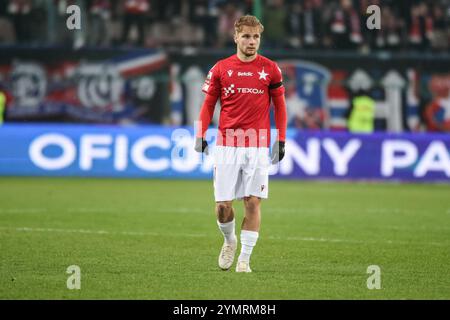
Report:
4,206,446,216
0,226,206,238
64,207,206,214
0,207,208,214
0,208,47,214
0,226,447,247
270,235,447,247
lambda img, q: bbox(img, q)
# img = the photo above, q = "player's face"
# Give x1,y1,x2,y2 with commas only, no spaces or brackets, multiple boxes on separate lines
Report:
234,26,261,58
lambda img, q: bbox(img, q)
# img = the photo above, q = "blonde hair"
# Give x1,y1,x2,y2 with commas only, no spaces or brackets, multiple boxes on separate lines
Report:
234,15,264,34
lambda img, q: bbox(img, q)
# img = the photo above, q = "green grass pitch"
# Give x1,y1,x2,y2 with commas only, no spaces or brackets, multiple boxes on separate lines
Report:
0,177,449,299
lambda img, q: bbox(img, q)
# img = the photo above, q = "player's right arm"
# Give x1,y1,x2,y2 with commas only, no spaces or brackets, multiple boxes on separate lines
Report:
195,63,221,154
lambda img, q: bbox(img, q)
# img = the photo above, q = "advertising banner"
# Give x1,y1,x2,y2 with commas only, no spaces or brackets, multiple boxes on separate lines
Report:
1,124,449,182
0,49,169,124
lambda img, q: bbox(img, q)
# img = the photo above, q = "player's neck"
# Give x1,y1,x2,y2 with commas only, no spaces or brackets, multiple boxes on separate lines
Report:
236,52,258,63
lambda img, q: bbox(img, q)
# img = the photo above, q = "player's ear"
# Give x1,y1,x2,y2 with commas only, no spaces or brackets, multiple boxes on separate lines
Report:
234,32,238,44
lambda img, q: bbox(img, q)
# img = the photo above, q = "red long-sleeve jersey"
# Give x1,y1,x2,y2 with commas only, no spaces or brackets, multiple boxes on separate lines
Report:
197,54,286,147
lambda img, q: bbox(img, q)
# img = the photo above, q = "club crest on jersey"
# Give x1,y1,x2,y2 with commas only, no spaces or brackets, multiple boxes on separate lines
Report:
227,70,233,77
258,68,269,80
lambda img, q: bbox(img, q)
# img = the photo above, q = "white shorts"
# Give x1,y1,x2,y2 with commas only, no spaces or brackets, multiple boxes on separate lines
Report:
213,146,271,202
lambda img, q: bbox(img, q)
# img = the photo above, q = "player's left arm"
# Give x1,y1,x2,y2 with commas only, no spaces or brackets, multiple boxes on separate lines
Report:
269,62,287,163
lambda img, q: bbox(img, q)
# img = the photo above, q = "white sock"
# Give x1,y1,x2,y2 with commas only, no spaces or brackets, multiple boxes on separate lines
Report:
238,230,259,262
217,219,237,245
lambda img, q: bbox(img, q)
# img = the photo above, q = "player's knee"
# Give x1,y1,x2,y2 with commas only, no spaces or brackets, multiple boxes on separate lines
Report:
244,197,260,214
216,202,233,221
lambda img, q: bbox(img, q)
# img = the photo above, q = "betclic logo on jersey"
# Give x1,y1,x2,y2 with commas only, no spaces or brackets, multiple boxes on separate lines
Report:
223,84,264,97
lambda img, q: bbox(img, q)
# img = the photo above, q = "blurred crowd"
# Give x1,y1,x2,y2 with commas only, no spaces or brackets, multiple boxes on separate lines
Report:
0,0,449,52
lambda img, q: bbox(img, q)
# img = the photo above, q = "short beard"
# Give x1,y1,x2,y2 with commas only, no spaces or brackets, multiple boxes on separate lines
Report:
240,47,256,57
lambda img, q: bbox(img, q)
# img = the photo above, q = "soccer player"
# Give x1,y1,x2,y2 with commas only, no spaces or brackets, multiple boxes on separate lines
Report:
195,15,287,272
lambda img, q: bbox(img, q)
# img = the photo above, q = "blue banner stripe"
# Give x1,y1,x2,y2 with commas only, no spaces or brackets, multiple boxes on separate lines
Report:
0,124,449,181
